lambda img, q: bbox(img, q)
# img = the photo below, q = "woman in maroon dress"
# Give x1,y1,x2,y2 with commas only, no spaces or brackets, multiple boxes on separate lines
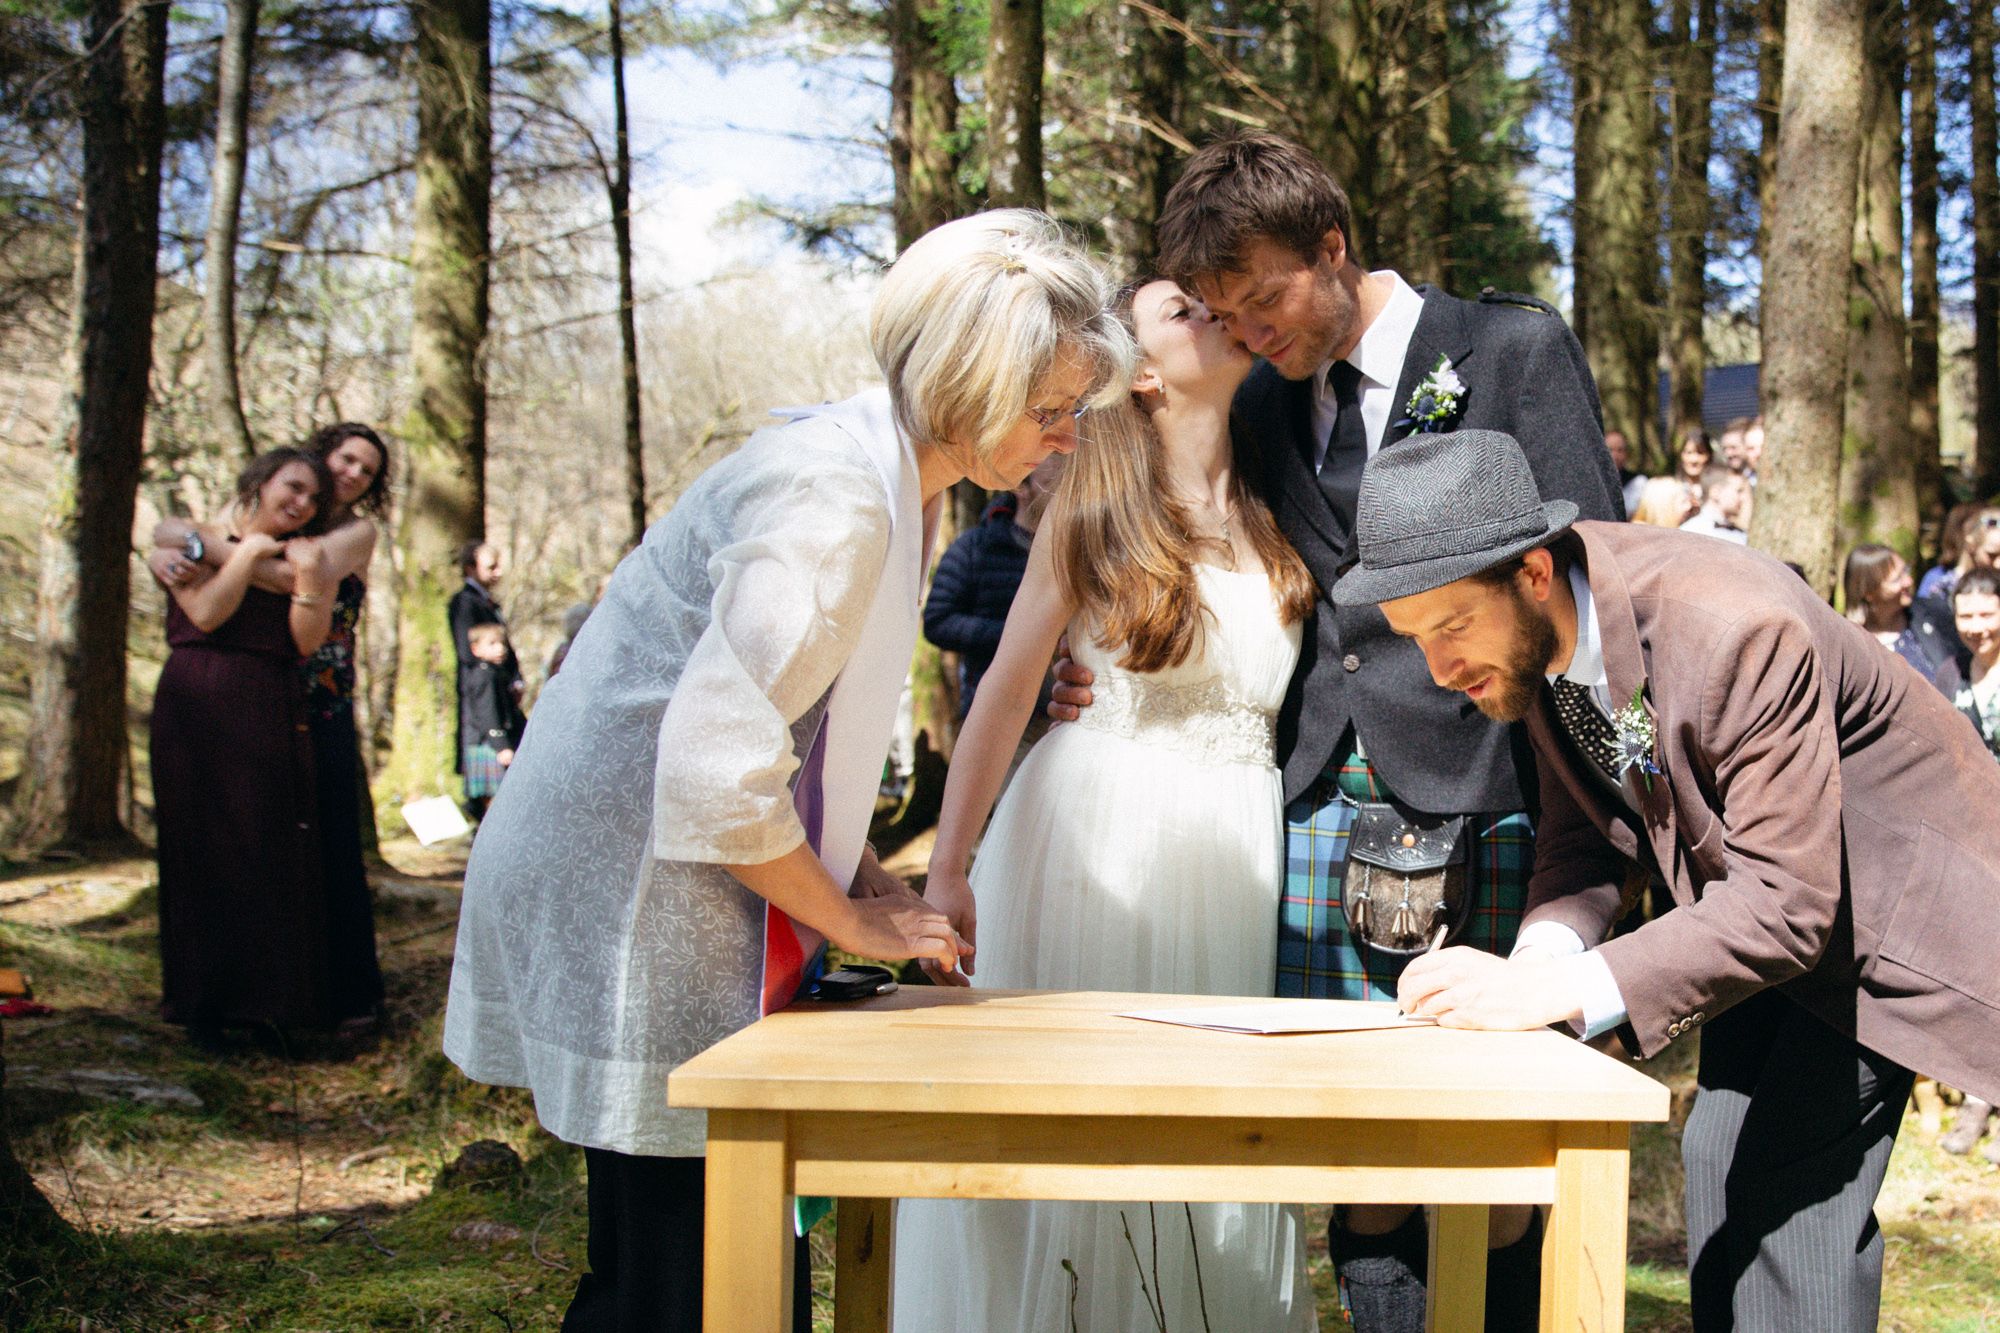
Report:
149,448,337,1038
153,425,390,1030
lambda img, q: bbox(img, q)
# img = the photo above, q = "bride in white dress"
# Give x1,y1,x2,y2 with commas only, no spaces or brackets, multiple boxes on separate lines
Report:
896,280,1319,1332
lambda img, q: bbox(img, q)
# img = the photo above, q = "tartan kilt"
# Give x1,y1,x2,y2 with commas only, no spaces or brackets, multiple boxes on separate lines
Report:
1276,746,1532,1001
463,744,507,799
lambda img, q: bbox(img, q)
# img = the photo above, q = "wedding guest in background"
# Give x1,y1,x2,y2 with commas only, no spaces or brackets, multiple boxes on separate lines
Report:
922,453,1063,719
1739,415,1764,482
899,278,1318,1332
1936,569,2000,759
1921,506,2000,603
461,623,528,810
1716,417,1749,473
1678,462,1751,543
1604,428,1648,516
449,541,521,784
1930,569,2000,1161
150,449,336,1043
441,209,1122,1332
1630,475,1696,529
546,600,593,681
1843,543,1959,684
153,423,392,1032
1674,425,1713,509
1917,503,1981,600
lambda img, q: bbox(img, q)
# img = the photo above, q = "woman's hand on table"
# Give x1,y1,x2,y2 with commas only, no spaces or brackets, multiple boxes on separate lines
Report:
919,867,977,985
832,894,969,978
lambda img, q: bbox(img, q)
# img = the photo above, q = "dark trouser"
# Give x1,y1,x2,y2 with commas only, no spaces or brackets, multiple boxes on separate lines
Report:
1683,988,1914,1332
564,1148,812,1333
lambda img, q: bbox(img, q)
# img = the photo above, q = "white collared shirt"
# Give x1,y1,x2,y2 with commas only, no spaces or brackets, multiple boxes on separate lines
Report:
1513,563,1629,1039
1309,273,1425,473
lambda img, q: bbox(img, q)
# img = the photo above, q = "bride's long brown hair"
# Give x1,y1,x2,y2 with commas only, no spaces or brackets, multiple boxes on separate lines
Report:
1043,279,1315,673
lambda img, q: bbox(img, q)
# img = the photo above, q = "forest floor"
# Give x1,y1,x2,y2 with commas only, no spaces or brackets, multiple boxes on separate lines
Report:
3,836,1999,1331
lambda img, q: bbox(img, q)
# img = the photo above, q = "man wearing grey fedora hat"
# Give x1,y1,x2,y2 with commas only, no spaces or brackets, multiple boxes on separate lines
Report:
1342,428,2000,1331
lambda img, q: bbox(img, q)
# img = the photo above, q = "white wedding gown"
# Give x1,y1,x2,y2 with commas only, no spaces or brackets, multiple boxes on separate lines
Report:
893,563,1316,1333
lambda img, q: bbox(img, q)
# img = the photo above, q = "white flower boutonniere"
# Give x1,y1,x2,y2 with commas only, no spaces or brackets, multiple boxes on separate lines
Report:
1401,355,1466,433
1612,684,1662,793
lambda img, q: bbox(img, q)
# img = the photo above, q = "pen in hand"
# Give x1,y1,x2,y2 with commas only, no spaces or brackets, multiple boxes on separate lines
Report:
1425,923,1448,954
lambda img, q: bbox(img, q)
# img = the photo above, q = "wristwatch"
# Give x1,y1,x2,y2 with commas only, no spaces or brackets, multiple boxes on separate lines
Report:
182,531,205,564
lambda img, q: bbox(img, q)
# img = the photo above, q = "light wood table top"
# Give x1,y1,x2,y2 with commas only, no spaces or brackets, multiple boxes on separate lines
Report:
670,986,1671,1333
671,985,1671,1123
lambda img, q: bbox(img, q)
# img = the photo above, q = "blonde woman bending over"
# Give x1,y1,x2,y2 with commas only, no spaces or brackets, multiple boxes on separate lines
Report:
895,280,1319,1332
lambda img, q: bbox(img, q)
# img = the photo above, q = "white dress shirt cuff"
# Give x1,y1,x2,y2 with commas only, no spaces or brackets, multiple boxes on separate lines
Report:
1511,924,1628,1039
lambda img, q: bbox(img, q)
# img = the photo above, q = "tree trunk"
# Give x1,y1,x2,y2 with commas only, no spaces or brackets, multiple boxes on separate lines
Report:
1972,0,2000,497
610,0,644,549
1750,0,1866,595
202,0,258,460
1571,0,1662,464
1838,0,1917,561
1667,0,1715,446
1103,0,1187,272
888,0,964,249
11,0,168,855
986,0,1045,209
382,0,491,806
1404,0,1454,287
1302,0,1383,263
1569,0,1599,358
1756,0,1784,292
1908,0,1943,550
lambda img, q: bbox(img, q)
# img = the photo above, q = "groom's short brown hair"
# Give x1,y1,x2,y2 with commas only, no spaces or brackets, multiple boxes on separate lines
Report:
1157,130,1358,290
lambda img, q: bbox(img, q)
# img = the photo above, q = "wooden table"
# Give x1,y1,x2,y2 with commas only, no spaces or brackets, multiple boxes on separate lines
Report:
668,987,1669,1332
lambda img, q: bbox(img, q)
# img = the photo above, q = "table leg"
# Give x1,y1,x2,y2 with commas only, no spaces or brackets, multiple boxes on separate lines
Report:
834,1197,895,1332
705,1109,794,1333
1542,1121,1630,1333
1427,1204,1489,1333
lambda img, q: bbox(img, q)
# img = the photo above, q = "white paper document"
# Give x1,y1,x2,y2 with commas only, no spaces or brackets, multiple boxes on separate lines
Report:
401,794,472,846
1117,1000,1439,1035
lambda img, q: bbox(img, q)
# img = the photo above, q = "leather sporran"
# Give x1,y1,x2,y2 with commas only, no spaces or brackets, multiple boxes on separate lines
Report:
1341,800,1472,955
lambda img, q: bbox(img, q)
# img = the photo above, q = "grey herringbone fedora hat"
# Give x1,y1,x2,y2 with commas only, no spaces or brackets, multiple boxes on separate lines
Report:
1331,429,1576,604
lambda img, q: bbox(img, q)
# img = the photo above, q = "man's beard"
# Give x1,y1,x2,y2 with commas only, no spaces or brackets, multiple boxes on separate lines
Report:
1456,585,1559,723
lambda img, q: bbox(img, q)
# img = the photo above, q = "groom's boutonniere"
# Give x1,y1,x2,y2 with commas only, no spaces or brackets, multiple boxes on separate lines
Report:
1612,683,1662,793
1400,355,1465,433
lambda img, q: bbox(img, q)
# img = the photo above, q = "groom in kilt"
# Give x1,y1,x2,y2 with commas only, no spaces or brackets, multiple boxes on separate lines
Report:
1157,131,1623,1330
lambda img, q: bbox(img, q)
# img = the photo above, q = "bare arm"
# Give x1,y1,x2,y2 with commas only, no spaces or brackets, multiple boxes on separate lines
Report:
153,516,375,594
723,841,964,970
169,533,277,632
286,536,335,655
922,539,1073,975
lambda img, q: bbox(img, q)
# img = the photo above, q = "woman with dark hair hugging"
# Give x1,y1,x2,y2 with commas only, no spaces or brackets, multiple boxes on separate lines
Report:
153,423,392,1033
149,447,340,1042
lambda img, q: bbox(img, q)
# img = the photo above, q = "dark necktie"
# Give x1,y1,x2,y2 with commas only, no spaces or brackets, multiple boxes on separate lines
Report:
1319,360,1368,535
1551,677,1623,776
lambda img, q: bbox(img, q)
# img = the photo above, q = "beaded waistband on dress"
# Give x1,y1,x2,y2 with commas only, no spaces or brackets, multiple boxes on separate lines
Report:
1071,673,1276,767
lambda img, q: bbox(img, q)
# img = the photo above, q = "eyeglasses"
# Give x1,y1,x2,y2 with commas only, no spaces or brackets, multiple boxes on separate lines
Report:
1024,402,1088,430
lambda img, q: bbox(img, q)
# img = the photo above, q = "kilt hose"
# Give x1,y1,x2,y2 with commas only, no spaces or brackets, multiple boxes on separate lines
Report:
1277,744,1532,1001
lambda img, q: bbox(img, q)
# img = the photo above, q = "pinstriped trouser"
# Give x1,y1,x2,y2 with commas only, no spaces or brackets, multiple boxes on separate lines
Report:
1681,987,1915,1332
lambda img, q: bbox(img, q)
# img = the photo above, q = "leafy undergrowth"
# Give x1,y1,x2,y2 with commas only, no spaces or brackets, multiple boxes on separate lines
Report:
4,844,1998,1330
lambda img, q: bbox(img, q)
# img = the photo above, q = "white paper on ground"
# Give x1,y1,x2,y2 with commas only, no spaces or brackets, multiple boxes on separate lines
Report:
1117,1000,1440,1035
402,794,472,846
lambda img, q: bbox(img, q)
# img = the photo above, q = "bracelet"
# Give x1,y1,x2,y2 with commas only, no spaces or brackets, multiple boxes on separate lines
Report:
291,593,324,606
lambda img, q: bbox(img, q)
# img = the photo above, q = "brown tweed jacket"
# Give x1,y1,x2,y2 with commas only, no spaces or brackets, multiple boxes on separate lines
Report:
1521,522,2000,1106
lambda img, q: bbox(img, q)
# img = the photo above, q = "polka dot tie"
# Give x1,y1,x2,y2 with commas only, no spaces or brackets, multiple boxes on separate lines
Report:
1551,677,1623,775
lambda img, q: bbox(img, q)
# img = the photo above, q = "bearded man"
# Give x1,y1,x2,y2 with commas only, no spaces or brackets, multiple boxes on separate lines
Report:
1334,428,2000,1333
